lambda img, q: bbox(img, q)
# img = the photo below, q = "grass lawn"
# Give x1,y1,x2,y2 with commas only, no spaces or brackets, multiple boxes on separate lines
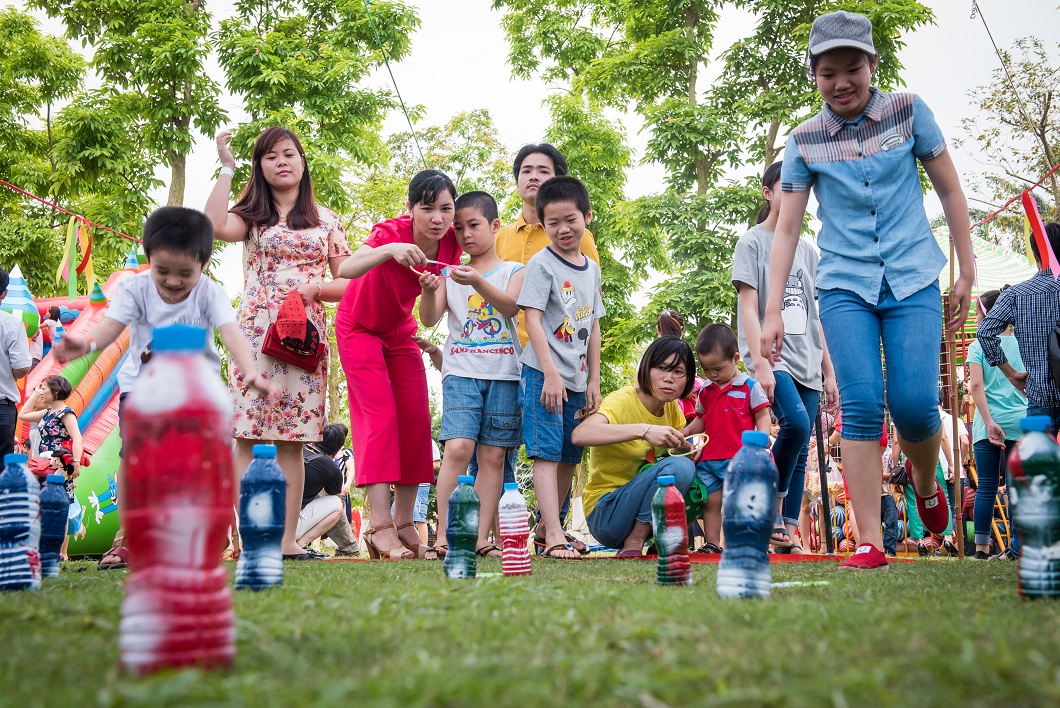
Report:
2,556,1059,707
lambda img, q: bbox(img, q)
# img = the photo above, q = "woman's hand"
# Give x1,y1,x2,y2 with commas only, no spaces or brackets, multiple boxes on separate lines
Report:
822,372,839,413
986,420,1006,448
643,425,684,449
418,271,443,292
388,242,428,267
760,311,784,366
756,365,776,404
947,273,974,335
216,131,237,170
448,264,481,287
297,282,321,306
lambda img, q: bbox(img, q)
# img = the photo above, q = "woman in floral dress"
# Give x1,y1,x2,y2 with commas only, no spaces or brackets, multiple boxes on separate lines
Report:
205,127,350,560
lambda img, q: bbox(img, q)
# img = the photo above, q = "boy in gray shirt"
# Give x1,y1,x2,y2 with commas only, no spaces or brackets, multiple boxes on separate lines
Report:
517,176,604,560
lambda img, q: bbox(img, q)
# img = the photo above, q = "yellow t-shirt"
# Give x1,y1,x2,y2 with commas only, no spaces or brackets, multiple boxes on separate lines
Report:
581,386,686,518
496,212,600,347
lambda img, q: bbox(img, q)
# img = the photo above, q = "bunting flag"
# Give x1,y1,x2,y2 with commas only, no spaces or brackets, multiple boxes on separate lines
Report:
1022,190,1058,279
1024,213,1036,268
76,221,95,293
0,265,40,337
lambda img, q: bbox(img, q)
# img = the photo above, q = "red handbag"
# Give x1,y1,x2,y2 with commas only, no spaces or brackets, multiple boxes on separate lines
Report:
260,290,325,373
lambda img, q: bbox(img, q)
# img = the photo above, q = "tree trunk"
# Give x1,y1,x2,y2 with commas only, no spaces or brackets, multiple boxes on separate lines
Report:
327,332,341,422
167,150,186,206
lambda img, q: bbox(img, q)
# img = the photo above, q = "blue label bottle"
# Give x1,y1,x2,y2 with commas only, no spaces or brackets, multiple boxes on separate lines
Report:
0,453,41,591
236,445,286,590
39,473,70,578
717,431,777,599
1008,416,1060,598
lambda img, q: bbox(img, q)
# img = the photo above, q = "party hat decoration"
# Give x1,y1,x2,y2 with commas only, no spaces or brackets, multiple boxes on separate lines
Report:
89,282,107,306
0,264,40,337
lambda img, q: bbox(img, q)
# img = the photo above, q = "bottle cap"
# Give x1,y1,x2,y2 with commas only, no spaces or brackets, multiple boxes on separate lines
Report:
253,444,278,459
151,324,207,352
1020,416,1052,433
46,474,66,484
4,453,28,465
657,475,675,486
458,475,475,484
503,482,519,491
742,430,770,447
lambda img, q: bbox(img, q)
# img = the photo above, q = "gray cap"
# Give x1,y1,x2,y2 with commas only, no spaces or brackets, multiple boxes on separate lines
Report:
808,11,876,57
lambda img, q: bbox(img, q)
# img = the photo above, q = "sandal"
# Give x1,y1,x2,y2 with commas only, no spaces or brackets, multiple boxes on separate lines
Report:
770,519,793,548
433,544,448,559
476,544,502,558
693,542,723,554
615,549,643,558
364,524,415,560
221,548,241,561
534,533,589,556
773,543,807,555
97,542,129,570
542,543,581,560
396,522,437,560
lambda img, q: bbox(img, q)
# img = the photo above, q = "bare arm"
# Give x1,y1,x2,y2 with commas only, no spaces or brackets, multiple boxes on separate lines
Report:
18,390,47,422
571,412,685,448
62,412,82,477
218,322,280,399
525,307,565,414
680,416,705,437
585,319,602,414
819,322,839,412
417,272,447,327
737,282,774,401
204,132,250,243
761,190,811,364
922,150,974,333
337,242,429,280
11,366,31,380
754,406,772,435
51,317,126,363
448,265,524,319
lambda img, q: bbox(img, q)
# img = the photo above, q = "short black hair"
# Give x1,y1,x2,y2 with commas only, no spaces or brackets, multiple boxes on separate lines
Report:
513,143,568,180
455,191,499,222
535,176,591,223
637,336,695,399
0,266,9,294
1030,221,1060,269
696,323,738,359
47,306,61,321
408,169,457,208
320,422,348,457
142,207,214,265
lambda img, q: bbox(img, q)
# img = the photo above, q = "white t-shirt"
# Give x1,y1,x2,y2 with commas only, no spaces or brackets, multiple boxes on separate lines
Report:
441,261,523,382
108,272,236,394
0,310,31,402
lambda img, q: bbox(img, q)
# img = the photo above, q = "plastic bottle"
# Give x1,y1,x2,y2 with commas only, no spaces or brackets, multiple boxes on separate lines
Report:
118,325,236,674
1008,415,1060,599
651,475,692,586
716,431,777,599
235,445,286,590
0,453,41,591
39,473,70,578
498,482,531,576
443,475,479,579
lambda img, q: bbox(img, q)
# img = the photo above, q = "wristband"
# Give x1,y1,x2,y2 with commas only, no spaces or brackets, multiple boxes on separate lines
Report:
219,166,235,178
316,282,323,299
641,424,651,440
86,337,97,354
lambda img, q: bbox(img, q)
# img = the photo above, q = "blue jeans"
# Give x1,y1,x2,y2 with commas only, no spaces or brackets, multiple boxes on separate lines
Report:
440,376,521,447
1027,405,1060,437
881,493,899,555
819,280,941,443
972,439,1020,553
771,371,821,525
586,457,695,549
0,404,16,460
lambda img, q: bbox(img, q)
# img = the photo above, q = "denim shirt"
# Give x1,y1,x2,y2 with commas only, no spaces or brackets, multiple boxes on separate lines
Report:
782,88,948,305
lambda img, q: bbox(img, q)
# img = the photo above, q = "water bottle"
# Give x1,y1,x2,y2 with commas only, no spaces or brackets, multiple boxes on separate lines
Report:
717,431,777,599
119,325,236,674
0,453,41,591
39,473,70,578
498,482,531,576
1008,415,1060,599
444,475,479,579
651,475,692,586
236,445,286,590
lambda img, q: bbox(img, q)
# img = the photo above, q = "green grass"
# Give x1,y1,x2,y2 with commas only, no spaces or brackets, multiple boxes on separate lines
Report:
2,557,1059,707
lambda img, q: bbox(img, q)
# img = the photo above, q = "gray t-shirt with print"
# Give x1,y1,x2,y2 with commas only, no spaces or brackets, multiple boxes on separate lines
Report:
732,225,824,390
517,247,605,392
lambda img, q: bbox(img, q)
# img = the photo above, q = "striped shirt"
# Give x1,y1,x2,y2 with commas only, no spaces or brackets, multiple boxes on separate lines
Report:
977,271,1060,410
782,88,948,305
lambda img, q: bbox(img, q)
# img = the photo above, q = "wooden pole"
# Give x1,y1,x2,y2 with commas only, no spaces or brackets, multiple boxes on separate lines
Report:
815,406,834,554
948,237,966,557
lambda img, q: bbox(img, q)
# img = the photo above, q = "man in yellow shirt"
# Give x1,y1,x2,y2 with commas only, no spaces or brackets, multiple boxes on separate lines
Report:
496,143,601,347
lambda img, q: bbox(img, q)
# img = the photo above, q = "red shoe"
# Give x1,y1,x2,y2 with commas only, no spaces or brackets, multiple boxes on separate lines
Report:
911,477,950,535
839,544,888,570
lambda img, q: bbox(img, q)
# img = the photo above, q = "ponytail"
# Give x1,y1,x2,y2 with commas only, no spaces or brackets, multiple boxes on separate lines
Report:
757,161,784,225
656,310,685,338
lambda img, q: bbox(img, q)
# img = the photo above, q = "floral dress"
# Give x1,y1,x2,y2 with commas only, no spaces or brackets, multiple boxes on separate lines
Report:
230,206,350,441
38,406,76,496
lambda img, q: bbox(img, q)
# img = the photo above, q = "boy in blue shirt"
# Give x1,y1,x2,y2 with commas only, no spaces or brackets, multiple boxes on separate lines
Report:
518,177,604,560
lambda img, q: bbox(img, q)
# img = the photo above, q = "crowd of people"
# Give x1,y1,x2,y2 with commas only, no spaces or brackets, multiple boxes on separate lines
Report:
2,10,1058,572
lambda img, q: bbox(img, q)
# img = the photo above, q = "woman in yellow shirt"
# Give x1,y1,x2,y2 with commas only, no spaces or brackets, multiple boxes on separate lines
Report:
572,337,696,557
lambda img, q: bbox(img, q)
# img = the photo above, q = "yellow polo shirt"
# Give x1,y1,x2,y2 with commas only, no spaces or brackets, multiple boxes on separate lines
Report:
496,212,600,347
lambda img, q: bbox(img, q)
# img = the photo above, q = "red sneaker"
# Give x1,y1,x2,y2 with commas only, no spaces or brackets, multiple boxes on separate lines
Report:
912,477,950,535
839,544,888,570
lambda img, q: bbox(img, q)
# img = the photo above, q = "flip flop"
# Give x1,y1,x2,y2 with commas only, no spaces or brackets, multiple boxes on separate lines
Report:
97,544,129,570
693,542,723,554
542,543,581,560
476,544,502,558
615,549,643,558
535,534,589,556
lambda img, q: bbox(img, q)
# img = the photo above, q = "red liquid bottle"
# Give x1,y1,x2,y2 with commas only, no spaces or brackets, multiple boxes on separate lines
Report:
651,475,692,586
119,325,236,674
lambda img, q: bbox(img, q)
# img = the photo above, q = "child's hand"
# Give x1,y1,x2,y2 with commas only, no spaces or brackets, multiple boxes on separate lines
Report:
584,380,601,416
51,336,87,363
413,336,443,371
448,265,481,287
418,270,443,292
388,242,428,267
249,372,282,401
541,372,567,414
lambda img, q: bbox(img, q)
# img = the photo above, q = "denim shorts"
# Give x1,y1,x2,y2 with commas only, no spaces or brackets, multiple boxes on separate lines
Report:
695,459,730,496
519,366,586,465
439,376,521,447
413,483,430,523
